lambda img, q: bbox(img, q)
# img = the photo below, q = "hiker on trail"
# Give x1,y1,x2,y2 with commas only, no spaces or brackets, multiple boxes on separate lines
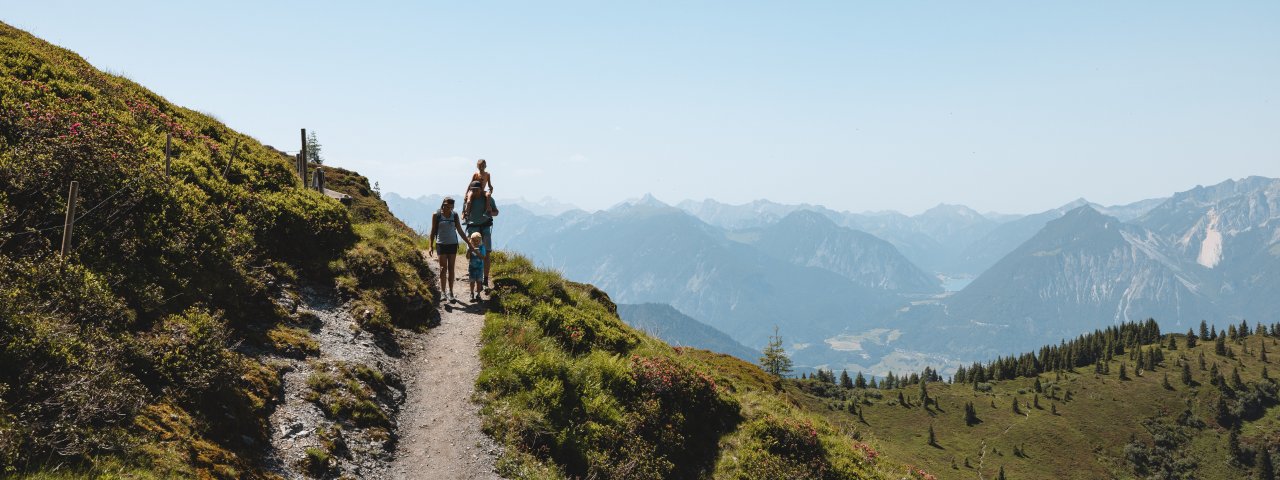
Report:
428,196,471,302
467,232,486,301
468,158,493,196
462,180,498,286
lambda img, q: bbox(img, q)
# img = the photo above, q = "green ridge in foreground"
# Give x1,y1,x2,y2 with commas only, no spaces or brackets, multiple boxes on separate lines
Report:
0,21,431,478
478,253,899,479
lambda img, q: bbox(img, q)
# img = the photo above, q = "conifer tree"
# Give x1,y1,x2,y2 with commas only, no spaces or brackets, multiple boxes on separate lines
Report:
306,131,325,165
1163,373,1173,390
1186,328,1198,348
897,391,906,407
928,425,937,446
1200,320,1210,340
1169,335,1178,350
1050,403,1058,415
1229,427,1242,462
919,380,930,408
1182,362,1193,385
1033,393,1040,409
964,402,979,426
1257,448,1274,480
840,369,853,389
1034,377,1042,393
1263,365,1270,381
1199,352,1207,370
759,326,793,378
1012,397,1022,415
1231,367,1244,390
997,465,1007,480
854,371,867,389
1119,362,1129,380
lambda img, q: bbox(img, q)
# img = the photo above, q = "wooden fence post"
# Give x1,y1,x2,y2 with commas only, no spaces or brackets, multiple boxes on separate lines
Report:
296,153,306,186
60,181,78,257
164,132,172,176
314,167,325,192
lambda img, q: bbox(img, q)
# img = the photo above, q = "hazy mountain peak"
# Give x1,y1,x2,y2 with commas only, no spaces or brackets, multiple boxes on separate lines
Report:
1059,197,1091,210
921,203,984,219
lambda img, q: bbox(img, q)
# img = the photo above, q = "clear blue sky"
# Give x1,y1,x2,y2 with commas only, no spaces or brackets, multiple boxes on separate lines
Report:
4,1,1278,214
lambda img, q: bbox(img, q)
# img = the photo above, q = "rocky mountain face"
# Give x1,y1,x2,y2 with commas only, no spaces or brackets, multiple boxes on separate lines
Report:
927,177,1280,357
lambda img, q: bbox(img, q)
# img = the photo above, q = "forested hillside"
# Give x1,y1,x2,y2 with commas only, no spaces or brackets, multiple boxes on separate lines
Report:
0,22,431,477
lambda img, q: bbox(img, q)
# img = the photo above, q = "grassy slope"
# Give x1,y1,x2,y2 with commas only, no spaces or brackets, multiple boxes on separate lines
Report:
477,253,902,480
792,336,1279,479
0,22,430,478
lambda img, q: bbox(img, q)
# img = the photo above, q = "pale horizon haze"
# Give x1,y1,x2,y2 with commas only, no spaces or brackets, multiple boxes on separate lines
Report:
3,1,1278,215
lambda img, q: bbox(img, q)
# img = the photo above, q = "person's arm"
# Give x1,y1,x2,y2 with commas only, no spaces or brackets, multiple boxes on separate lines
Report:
453,214,468,248
485,172,494,194
427,213,439,251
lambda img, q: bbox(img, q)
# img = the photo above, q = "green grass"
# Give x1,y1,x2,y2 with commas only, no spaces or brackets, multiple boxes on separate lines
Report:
789,335,1280,480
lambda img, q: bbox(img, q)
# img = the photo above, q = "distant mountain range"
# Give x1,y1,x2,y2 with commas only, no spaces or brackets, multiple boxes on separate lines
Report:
386,177,1279,374
617,303,760,362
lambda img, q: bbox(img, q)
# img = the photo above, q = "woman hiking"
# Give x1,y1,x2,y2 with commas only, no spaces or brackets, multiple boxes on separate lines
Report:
428,196,471,302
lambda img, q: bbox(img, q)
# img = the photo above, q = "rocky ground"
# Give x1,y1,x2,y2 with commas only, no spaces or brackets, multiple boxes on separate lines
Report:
263,263,499,479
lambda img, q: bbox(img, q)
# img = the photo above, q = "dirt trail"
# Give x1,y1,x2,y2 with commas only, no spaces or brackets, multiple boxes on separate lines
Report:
391,265,501,480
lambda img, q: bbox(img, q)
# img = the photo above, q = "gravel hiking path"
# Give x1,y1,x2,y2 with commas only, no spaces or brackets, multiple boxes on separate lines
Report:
391,262,501,480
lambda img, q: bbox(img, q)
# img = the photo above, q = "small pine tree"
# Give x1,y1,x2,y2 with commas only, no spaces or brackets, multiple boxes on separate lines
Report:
1034,377,1043,393
964,402,979,426
928,425,937,446
997,465,1007,480
759,326,793,378
1258,448,1274,480
919,380,930,408
1162,373,1173,390
897,391,906,407
1169,335,1178,350
1228,427,1242,462
1182,362,1193,385
306,131,323,165
1012,397,1022,415
1119,362,1129,380
1263,365,1270,381
855,371,867,389
1033,393,1040,409
1187,328,1198,348
840,369,853,389
1051,403,1058,415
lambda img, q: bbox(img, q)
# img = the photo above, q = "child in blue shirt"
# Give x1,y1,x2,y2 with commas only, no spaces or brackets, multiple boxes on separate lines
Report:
467,232,487,302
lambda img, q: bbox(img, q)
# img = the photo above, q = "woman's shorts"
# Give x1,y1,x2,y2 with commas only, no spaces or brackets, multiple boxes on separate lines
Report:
436,243,459,256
